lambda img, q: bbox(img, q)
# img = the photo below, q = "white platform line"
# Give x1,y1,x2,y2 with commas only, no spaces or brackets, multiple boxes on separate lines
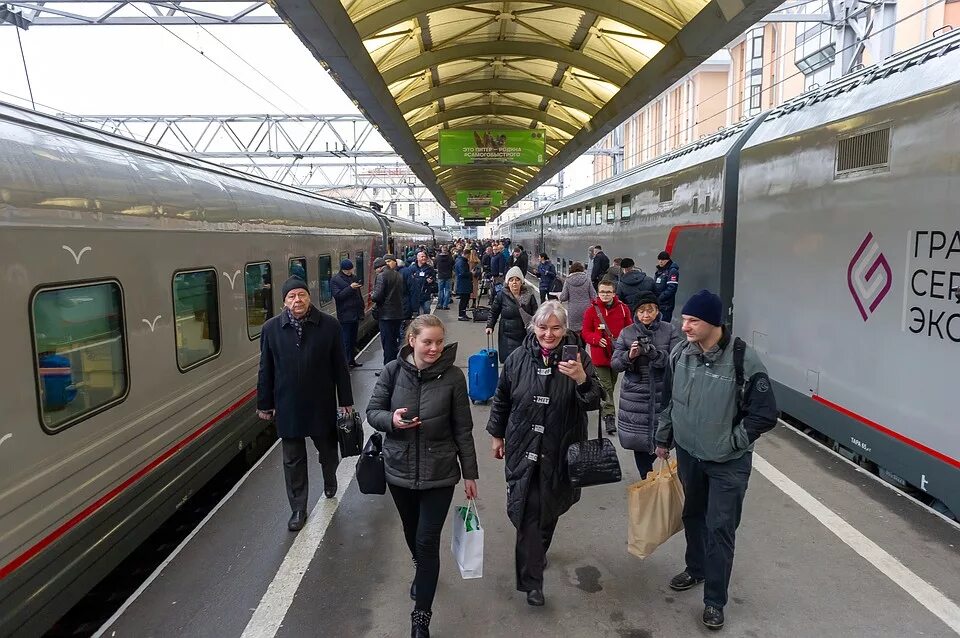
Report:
754,454,960,635
94,438,281,638
240,449,361,638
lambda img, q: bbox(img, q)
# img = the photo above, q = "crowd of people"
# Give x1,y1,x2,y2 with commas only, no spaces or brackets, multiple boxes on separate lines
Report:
255,237,779,637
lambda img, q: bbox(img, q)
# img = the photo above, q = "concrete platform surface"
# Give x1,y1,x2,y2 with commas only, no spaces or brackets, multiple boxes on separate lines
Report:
98,308,960,638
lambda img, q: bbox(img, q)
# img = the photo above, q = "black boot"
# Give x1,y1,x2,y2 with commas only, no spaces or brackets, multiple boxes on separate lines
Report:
411,610,432,638
702,605,724,630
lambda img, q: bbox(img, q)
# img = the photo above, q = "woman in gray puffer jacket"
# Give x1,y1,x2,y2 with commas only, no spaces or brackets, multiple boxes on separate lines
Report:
610,291,682,477
559,261,597,334
367,314,479,637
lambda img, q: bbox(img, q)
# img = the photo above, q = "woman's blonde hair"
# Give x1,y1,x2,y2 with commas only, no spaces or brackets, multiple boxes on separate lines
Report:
405,313,445,343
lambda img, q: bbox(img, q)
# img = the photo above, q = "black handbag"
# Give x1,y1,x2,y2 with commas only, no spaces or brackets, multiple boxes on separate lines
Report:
356,432,386,494
337,410,364,458
566,415,622,488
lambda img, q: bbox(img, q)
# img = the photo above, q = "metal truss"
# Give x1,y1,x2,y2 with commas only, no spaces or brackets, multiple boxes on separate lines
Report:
0,1,282,27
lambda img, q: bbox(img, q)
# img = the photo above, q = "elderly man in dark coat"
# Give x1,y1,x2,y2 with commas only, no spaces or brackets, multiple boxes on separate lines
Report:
257,277,354,532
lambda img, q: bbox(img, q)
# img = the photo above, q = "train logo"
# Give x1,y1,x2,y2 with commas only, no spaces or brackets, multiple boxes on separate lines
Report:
847,232,892,321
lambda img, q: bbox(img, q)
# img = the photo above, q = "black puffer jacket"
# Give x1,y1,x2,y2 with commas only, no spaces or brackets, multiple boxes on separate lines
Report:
610,318,683,452
371,268,406,320
366,343,479,489
616,269,656,313
486,288,538,364
486,333,603,529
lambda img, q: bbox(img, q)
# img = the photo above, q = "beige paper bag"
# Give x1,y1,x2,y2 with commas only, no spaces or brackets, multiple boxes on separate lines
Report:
627,459,685,559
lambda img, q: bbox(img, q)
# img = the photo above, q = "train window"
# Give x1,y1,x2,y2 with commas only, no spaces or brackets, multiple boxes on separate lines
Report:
584,205,591,226
318,255,333,305
594,203,602,225
173,269,221,371
606,199,615,223
620,194,632,220
576,209,582,226
659,185,674,203
355,251,366,286
705,194,711,211
692,195,699,215
32,280,128,432
244,262,273,340
289,257,307,282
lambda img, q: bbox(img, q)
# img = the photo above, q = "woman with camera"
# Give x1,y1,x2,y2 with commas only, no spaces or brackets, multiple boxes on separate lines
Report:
610,291,683,476
366,315,479,638
486,301,602,607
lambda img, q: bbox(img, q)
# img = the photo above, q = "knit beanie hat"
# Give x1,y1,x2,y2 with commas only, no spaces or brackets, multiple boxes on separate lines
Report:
340,259,354,270
505,266,525,282
281,277,309,299
658,251,671,260
681,289,723,326
635,291,659,309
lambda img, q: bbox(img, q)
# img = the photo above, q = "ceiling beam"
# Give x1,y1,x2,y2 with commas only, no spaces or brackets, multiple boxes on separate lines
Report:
409,104,581,136
397,78,600,117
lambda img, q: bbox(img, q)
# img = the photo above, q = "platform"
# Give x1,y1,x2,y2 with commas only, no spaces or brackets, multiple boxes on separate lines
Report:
96,308,960,638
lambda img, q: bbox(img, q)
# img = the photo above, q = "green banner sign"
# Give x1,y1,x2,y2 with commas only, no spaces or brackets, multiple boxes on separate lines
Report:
439,129,546,166
456,190,503,209
460,206,492,218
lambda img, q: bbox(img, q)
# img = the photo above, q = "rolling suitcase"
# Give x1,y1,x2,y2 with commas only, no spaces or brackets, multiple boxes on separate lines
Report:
468,335,499,404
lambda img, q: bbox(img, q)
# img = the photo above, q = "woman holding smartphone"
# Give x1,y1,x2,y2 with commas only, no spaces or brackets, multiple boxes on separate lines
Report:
367,315,479,638
486,301,602,607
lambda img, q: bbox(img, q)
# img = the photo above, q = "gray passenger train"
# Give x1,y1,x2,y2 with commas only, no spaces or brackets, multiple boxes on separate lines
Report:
0,103,450,637
502,31,960,521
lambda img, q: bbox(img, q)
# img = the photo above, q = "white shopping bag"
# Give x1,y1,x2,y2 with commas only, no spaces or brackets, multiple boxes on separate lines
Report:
450,500,484,579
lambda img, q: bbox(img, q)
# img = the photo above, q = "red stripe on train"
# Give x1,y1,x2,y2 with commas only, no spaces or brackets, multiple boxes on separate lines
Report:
812,394,959,469
0,388,258,580
664,223,723,255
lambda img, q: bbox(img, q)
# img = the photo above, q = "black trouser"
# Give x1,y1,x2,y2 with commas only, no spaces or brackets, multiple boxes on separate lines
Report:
379,319,403,364
389,484,455,612
281,435,339,512
634,450,656,477
340,320,358,364
675,445,752,609
457,293,471,318
515,472,559,592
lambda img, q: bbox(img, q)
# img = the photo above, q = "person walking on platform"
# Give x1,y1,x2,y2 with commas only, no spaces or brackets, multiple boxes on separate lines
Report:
366,315,479,638
590,245,610,290
256,277,354,532
581,278,632,434
655,290,778,631
606,257,623,286
616,258,656,314
611,291,682,470
372,255,406,368
468,248,482,309
434,246,453,310
654,251,681,323
490,243,506,287
408,251,437,316
487,301,602,607
331,259,365,367
454,250,473,321
536,253,557,305
559,262,596,346
486,266,538,364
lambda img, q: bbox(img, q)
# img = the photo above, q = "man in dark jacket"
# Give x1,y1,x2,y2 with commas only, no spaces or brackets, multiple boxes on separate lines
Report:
257,277,354,531
654,251,681,322
331,259,365,367
655,290,778,631
407,251,436,316
590,245,610,290
372,254,406,366
616,258,656,313
536,253,557,304
490,243,505,284
434,246,453,310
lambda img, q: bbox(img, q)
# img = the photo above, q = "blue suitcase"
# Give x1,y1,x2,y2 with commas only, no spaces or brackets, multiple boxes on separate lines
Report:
468,335,499,404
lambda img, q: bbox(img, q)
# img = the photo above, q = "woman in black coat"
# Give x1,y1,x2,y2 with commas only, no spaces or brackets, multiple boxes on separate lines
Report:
610,291,682,476
366,315,479,638
486,301,602,607
485,266,538,363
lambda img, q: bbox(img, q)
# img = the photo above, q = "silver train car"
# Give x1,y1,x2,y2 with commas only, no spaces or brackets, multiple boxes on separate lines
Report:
500,31,960,519
0,103,448,636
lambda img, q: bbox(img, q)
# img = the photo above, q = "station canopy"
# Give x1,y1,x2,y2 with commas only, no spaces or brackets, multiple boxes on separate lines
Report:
271,0,780,219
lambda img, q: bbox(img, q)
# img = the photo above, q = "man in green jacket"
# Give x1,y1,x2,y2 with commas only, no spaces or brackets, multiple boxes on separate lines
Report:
655,290,778,631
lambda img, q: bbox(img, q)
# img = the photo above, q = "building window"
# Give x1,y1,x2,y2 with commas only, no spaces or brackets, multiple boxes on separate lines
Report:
796,43,836,75
173,269,221,371
606,199,616,222
584,205,591,225
752,34,764,59
749,84,762,110
244,262,273,339
32,280,128,431
620,194,631,220
289,257,307,281
318,255,333,305
595,203,603,225
576,208,583,226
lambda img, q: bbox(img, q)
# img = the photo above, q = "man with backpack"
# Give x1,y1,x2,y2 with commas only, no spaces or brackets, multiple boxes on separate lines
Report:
655,289,778,632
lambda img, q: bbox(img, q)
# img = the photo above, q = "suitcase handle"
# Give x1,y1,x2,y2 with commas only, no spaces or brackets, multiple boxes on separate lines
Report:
487,333,493,351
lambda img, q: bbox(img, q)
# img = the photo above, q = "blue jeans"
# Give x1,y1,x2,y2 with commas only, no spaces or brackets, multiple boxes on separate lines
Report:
339,320,358,363
379,319,403,365
438,279,451,308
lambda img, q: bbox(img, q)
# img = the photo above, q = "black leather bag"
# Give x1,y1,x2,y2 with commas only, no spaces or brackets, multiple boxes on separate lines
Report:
337,410,364,458
356,432,386,494
566,416,622,488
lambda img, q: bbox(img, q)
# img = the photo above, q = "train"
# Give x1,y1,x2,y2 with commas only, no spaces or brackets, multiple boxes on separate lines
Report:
499,30,960,521
0,102,451,637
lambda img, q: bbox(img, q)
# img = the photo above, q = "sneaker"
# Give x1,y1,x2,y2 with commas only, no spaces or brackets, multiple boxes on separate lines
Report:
669,571,705,591
702,605,724,630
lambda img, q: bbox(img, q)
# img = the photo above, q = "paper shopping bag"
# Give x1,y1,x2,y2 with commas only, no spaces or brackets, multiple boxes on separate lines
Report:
627,458,684,559
451,500,484,579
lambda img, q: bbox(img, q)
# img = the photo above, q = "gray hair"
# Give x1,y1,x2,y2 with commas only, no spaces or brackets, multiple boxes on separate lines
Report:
528,300,568,332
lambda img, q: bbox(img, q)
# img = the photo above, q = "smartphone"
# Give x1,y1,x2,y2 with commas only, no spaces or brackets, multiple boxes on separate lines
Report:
561,344,579,362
